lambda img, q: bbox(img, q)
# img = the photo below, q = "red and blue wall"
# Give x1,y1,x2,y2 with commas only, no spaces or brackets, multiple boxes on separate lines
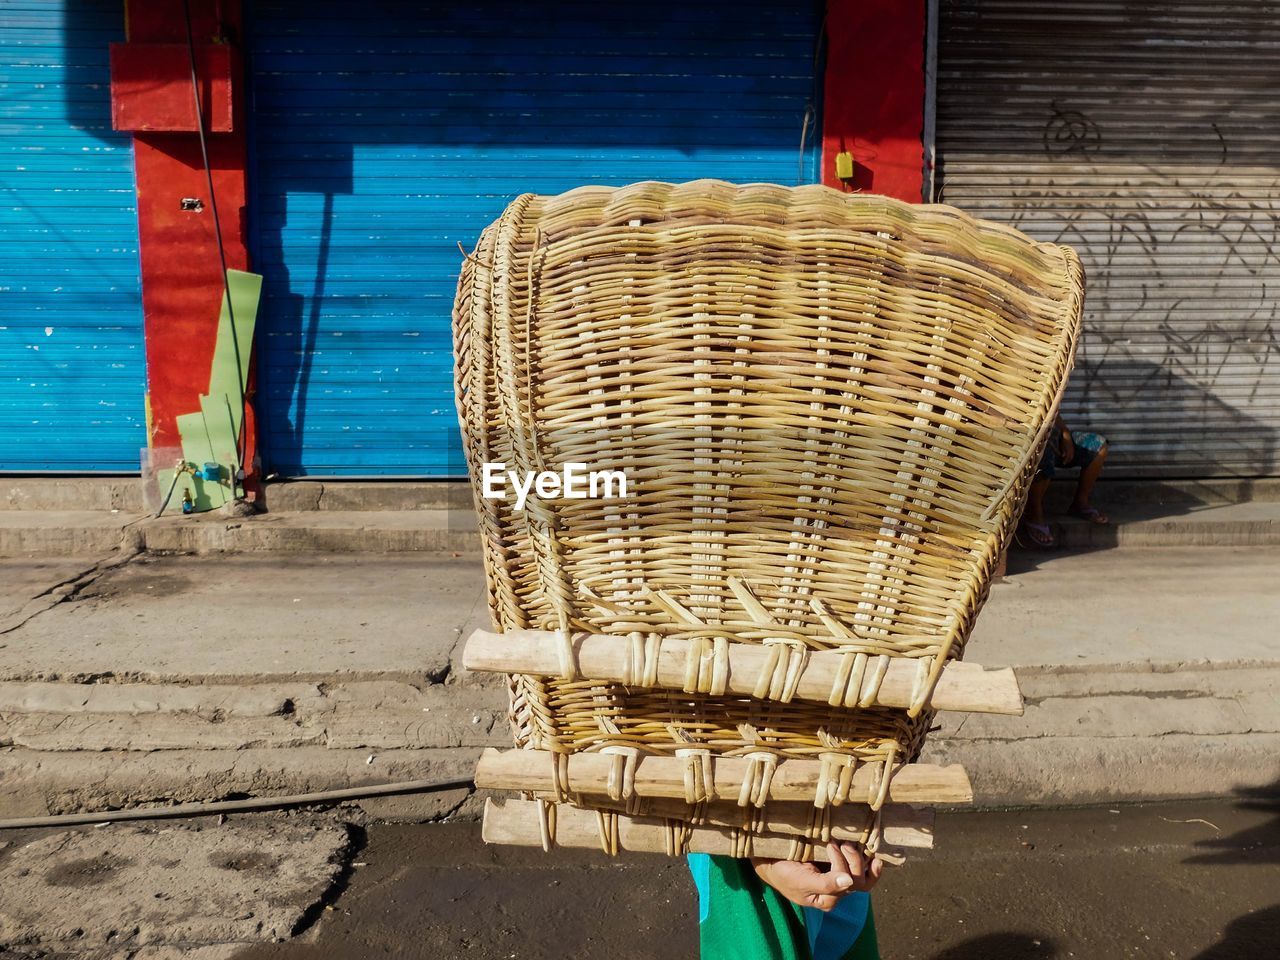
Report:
3,0,928,478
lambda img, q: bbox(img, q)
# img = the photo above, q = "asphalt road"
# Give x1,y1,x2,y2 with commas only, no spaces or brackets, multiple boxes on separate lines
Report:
233,794,1279,960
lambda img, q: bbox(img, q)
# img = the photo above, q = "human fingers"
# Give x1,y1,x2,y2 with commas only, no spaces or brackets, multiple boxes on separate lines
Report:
852,854,884,892
838,842,867,881
825,842,855,890
809,894,843,912
869,857,884,884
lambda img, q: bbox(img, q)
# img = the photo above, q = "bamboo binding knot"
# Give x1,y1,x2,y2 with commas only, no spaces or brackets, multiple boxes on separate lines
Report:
554,628,579,682
548,750,573,803
866,752,897,812
595,808,621,856
662,817,695,857
785,834,819,863
861,807,885,856
536,797,558,853
622,631,662,688
598,745,642,813
803,803,835,847
827,650,892,709
728,826,756,860
674,747,716,807
737,751,779,808
682,635,730,696
753,637,810,702
814,751,860,809
906,655,938,718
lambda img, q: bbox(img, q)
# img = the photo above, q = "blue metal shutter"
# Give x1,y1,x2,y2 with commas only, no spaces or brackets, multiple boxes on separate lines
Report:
249,0,823,477
0,0,146,472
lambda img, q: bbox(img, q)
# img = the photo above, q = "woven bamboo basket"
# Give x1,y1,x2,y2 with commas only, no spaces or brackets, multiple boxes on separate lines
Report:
455,180,1083,863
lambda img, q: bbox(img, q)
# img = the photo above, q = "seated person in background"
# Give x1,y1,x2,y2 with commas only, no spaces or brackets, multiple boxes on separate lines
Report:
1018,414,1109,548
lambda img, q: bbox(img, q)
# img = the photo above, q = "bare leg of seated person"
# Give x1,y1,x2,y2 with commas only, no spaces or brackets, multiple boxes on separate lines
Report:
1068,438,1109,525
1019,474,1056,547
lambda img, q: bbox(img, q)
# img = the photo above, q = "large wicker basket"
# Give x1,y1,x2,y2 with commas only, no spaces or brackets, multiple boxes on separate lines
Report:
456,180,1082,863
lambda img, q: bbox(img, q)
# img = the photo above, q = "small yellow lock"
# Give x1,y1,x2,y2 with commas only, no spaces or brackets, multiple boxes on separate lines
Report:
834,151,855,180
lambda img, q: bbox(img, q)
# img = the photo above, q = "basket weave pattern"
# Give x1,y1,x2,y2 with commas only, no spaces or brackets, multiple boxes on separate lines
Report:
455,181,1082,853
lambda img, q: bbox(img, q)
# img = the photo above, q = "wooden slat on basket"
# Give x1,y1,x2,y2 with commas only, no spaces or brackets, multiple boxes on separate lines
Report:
482,799,921,864
474,748,974,805
464,628,1023,714
537,796,936,849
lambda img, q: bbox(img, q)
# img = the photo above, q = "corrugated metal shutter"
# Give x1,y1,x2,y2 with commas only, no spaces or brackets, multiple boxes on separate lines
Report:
249,0,823,477
0,0,146,472
935,0,1280,477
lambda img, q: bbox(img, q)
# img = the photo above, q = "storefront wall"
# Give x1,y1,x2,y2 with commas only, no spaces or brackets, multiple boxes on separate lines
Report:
935,0,1280,477
248,0,826,476
1,0,146,472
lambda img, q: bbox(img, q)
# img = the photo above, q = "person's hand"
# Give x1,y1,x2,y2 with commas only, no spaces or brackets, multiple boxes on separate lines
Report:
751,842,883,912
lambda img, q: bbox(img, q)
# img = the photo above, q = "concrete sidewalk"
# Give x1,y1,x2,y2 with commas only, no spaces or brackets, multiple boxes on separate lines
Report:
1,544,1276,818
2,477,1279,557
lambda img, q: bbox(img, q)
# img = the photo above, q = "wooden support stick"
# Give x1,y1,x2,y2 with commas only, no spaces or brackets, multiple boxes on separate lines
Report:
532,794,935,849
475,748,974,805
464,628,1023,715
482,798,912,864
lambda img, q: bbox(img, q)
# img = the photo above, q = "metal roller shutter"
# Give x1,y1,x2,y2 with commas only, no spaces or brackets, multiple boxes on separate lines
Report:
0,0,146,472
249,0,823,477
935,0,1280,477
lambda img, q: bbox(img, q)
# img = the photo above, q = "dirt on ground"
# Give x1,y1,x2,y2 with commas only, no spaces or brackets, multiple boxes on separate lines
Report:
223,793,1279,960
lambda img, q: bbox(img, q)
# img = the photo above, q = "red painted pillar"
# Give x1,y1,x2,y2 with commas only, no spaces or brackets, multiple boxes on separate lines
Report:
821,0,926,203
111,0,256,480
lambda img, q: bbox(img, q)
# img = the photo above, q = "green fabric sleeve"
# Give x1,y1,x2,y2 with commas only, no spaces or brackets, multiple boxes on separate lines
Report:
694,856,880,960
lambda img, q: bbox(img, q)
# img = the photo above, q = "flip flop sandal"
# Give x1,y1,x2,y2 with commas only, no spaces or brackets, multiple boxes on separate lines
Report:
1069,505,1110,525
1017,521,1057,548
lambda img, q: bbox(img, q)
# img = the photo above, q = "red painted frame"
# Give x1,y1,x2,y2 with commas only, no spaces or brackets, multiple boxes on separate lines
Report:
821,0,926,203
113,0,257,482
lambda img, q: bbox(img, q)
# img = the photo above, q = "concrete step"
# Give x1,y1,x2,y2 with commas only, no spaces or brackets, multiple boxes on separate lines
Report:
1051,500,1280,548
262,480,471,512
0,509,481,558
927,663,1280,805
0,746,481,822
0,477,469,513
0,677,505,819
3,498,1277,557
137,509,480,555
2,663,1275,816
5,477,1277,515
1047,475,1280,508
0,510,143,557
0,679,505,755
2,476,1278,556
1,477,145,512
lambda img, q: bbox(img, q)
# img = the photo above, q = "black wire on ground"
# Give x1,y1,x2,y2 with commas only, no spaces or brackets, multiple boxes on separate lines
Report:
0,776,476,830
182,0,248,484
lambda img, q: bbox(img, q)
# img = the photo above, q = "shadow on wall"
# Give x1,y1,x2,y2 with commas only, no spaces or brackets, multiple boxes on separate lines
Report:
62,0,119,138
1067,353,1280,479
245,0,825,477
